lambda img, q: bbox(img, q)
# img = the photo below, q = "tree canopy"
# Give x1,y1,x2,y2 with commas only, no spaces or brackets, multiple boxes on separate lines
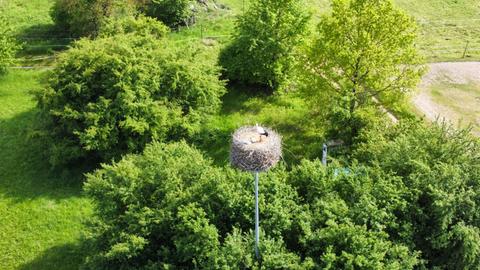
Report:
35,30,225,166
219,0,310,90
0,18,19,74
83,121,480,269
303,0,424,140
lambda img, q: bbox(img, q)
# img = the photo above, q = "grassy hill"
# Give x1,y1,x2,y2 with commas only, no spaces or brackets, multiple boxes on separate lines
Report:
0,0,479,269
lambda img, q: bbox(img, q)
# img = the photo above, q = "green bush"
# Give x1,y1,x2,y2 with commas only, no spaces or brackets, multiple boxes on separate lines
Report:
84,121,480,268
219,0,309,90
84,141,308,269
35,34,225,166
144,0,193,28
289,160,419,269
84,141,432,269
0,18,19,74
51,0,135,37
353,121,480,269
99,15,169,38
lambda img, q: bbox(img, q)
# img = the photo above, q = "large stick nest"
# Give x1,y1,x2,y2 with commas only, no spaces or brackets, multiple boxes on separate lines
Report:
230,126,282,172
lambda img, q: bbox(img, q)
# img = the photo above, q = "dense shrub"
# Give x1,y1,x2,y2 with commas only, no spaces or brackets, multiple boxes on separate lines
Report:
35,34,225,166
83,141,309,269
326,105,389,145
219,0,309,90
51,0,135,37
83,121,480,269
0,18,19,74
144,0,193,28
99,15,169,38
289,160,419,269
84,141,427,269
353,120,480,269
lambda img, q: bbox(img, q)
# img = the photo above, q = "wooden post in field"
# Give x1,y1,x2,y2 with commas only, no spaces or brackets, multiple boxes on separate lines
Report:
463,41,470,58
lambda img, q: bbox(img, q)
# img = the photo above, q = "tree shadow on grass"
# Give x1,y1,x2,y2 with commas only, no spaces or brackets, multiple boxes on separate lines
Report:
220,83,273,115
17,23,75,57
18,240,92,270
193,84,327,166
0,109,93,202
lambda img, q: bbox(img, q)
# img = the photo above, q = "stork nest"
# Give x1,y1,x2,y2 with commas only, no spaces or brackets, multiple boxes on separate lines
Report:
230,126,282,172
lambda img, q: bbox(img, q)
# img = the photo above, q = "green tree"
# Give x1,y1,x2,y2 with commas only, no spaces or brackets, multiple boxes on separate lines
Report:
304,0,424,139
0,18,19,74
353,120,480,269
99,15,169,38
144,0,193,28
219,0,310,90
51,0,135,37
35,33,225,166
83,141,310,269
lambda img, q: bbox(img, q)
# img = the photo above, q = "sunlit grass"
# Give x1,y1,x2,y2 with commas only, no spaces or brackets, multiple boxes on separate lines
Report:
0,69,93,270
429,81,480,133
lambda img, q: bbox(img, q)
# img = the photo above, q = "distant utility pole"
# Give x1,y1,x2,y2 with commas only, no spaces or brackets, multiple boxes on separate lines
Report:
463,41,470,58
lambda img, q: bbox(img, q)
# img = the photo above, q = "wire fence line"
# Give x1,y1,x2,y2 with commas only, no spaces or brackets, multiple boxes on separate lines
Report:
11,15,480,68
418,18,480,23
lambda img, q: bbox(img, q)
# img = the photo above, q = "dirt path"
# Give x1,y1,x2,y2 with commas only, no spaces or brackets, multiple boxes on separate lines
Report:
412,62,480,134
420,62,480,87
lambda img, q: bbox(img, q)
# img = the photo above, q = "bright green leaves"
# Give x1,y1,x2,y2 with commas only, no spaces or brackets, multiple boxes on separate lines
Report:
353,120,480,269
35,29,225,166
0,18,19,74
146,0,193,28
303,0,425,141
220,0,310,90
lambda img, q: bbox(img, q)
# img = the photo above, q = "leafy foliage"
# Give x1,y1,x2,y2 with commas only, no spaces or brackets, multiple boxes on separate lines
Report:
144,0,193,28
99,15,169,38
84,121,480,269
0,18,19,74
219,0,310,90
83,141,309,269
290,160,419,269
353,120,480,269
51,0,135,37
303,0,424,140
35,34,225,166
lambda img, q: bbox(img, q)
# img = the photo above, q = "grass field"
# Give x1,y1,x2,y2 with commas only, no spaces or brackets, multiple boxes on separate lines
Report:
0,0,479,269
412,62,480,135
429,82,480,134
396,0,480,61
0,70,92,269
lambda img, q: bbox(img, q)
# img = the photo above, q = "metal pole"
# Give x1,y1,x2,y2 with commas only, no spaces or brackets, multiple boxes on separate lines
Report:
322,143,328,166
254,171,260,259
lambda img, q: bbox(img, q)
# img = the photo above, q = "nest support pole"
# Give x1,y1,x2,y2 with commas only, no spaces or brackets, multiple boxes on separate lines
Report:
230,125,282,262
254,171,260,260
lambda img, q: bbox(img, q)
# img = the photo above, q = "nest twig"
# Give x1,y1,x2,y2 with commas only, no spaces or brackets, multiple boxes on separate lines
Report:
230,126,282,172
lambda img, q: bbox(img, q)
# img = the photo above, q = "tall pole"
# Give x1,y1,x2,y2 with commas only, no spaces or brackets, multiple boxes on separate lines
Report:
254,171,260,259
322,143,328,166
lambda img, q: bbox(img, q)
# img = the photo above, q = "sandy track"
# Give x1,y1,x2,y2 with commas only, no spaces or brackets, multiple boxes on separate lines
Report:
413,62,480,129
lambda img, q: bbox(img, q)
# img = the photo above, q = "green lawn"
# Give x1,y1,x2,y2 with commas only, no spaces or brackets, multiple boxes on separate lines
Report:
0,0,70,65
428,81,480,134
396,0,480,61
0,69,92,270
